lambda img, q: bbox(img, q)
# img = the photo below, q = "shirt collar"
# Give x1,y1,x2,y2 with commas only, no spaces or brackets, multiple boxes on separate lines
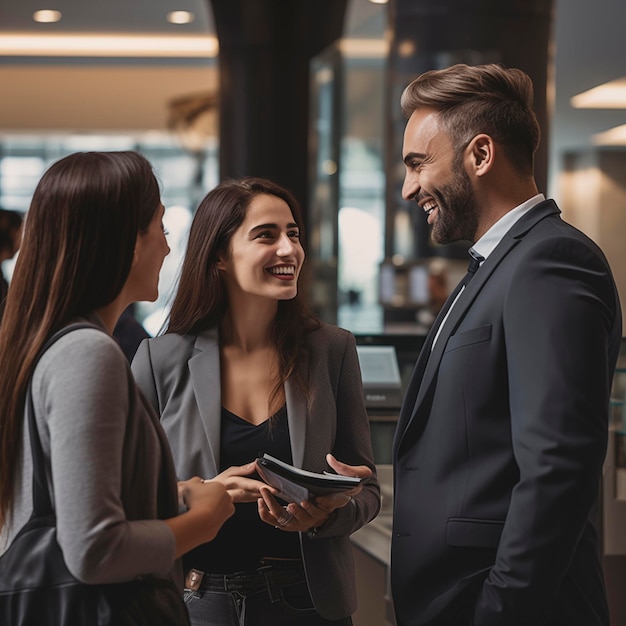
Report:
473,193,545,261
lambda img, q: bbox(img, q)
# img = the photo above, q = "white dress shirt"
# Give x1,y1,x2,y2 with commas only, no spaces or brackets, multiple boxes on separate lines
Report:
432,194,546,348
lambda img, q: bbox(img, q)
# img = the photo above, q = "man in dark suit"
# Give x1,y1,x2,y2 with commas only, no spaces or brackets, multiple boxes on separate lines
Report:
391,63,622,626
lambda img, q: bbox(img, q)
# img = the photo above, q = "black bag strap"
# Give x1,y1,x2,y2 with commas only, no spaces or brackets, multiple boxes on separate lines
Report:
27,323,102,517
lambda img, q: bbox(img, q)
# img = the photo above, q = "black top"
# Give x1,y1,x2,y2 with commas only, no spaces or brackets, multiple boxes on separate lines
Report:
183,404,301,574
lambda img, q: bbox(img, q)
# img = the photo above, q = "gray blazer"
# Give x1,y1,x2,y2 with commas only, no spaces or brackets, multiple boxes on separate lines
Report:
132,323,381,620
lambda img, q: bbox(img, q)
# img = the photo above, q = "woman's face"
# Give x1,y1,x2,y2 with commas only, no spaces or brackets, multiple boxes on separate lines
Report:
218,193,304,302
126,204,170,302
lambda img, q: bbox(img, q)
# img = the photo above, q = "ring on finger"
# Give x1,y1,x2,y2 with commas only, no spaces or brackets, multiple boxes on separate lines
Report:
276,510,293,526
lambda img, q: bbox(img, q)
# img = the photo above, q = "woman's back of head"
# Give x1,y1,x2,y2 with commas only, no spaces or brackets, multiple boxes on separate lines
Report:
15,151,159,326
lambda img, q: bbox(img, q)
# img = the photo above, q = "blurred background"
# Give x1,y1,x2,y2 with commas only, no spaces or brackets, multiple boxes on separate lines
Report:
2,0,626,335
2,2,626,623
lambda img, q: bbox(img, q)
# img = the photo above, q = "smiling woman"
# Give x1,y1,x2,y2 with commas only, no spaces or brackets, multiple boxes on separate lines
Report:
131,177,381,626
217,192,304,305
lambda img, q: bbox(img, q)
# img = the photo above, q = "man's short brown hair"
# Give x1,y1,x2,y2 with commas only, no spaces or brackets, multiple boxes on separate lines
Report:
401,63,540,177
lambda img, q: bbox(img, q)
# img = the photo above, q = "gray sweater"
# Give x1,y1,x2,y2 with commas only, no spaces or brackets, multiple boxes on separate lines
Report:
0,317,180,585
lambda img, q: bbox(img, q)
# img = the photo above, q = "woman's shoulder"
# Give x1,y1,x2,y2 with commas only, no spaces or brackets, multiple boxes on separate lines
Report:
42,324,122,362
137,327,217,361
305,323,356,351
143,331,196,349
309,323,354,339
34,325,129,389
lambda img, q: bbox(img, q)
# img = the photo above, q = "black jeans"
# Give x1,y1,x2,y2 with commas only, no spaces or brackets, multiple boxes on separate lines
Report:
183,560,352,626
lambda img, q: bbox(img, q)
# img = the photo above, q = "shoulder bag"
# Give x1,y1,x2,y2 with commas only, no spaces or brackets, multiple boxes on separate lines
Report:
0,323,190,626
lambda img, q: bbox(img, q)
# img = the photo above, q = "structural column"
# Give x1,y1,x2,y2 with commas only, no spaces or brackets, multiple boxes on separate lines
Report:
208,0,347,231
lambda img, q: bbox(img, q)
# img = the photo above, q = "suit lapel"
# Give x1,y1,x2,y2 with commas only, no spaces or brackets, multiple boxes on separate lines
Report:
393,279,464,451
188,328,221,474
395,200,561,452
285,345,312,469
285,378,307,468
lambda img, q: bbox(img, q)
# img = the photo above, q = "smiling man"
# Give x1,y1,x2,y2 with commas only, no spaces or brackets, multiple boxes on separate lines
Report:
390,64,622,626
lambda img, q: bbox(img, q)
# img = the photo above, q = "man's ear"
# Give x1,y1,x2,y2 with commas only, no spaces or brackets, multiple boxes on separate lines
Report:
467,134,495,176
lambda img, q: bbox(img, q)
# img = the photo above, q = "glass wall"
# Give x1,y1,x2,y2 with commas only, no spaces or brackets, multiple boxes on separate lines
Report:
308,0,388,334
307,0,468,335
0,133,218,334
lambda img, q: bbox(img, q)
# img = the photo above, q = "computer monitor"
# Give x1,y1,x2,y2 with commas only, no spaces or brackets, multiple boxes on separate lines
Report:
356,345,403,410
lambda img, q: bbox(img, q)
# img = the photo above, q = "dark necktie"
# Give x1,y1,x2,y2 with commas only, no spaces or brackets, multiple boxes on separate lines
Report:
464,247,485,285
426,247,485,352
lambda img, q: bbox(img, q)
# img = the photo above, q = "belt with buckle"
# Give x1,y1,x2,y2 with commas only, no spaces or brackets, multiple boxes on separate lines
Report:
184,559,305,600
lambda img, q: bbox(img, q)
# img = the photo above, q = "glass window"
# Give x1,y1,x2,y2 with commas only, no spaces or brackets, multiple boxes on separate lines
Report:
0,134,218,332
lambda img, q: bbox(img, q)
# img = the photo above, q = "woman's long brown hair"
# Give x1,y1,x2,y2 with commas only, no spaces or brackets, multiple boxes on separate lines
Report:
0,151,160,530
166,177,321,411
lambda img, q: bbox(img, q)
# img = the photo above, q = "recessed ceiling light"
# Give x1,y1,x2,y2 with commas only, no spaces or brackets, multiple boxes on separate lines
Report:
338,38,388,58
0,34,218,57
369,0,389,4
592,124,626,146
33,9,62,23
167,11,195,25
570,77,626,108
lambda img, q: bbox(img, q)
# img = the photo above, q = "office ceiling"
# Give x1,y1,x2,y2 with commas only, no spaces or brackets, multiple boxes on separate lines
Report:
0,0,214,34
550,0,626,158
0,0,625,191
0,0,386,134
0,0,217,133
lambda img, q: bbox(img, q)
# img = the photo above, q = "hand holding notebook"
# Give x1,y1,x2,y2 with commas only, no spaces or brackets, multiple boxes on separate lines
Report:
255,453,363,503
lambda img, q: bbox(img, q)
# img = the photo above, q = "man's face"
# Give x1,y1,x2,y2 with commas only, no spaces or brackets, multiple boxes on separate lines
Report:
401,107,479,244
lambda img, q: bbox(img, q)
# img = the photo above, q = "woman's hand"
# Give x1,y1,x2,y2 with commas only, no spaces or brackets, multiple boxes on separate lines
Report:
169,477,234,554
178,477,234,523
257,486,332,532
313,453,373,511
211,462,278,503
256,454,373,532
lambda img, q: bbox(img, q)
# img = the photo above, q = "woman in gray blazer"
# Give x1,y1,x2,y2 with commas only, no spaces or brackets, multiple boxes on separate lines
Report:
0,152,234,615
132,177,380,625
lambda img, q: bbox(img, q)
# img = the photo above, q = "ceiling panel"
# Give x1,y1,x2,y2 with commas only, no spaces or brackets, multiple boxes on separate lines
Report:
0,0,214,34
0,65,217,131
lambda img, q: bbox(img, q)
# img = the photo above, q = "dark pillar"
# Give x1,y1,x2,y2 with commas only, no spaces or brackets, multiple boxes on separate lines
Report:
208,0,348,231
384,0,555,260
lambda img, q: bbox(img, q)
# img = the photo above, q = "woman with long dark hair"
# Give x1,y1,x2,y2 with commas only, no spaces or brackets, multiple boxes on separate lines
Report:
132,177,380,625
0,152,233,599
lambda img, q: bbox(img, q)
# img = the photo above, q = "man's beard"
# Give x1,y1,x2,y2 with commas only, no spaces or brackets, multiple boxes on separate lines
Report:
430,165,479,245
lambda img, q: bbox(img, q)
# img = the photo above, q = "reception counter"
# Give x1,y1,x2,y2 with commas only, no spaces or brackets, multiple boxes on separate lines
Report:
350,465,396,626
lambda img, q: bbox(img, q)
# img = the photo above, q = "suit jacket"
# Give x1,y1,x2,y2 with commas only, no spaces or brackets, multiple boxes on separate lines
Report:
391,200,622,626
132,323,381,620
